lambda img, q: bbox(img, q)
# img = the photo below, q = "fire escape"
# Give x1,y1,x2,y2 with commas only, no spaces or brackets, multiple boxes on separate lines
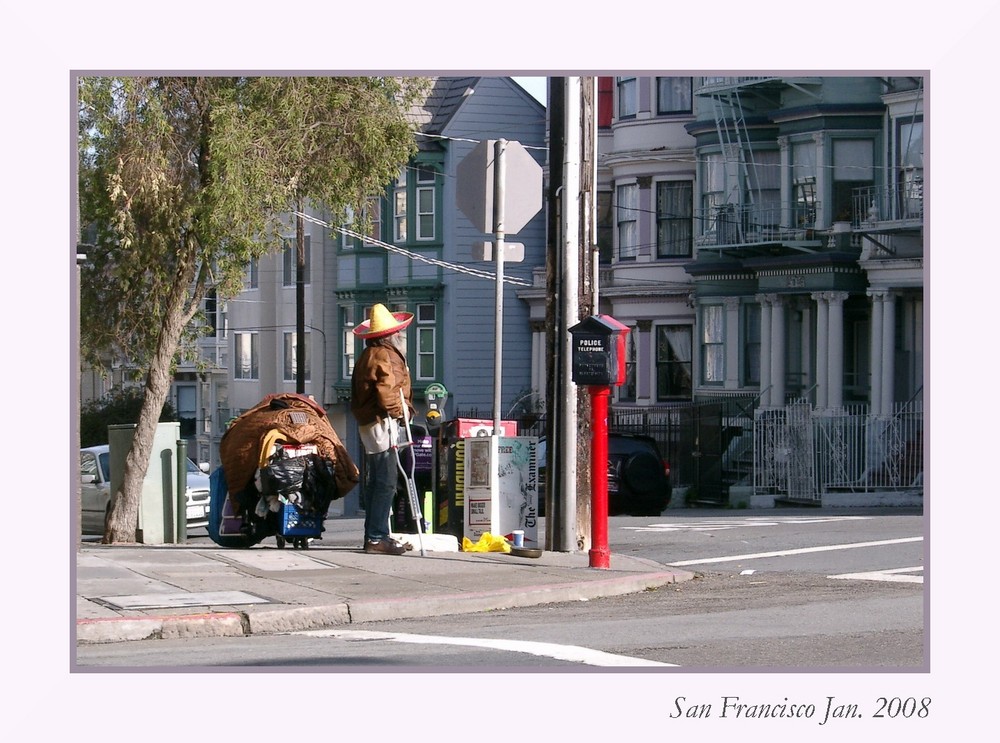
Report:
695,76,824,257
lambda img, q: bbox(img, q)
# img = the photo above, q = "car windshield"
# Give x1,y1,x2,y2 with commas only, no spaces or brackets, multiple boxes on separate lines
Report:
98,452,110,479
186,458,202,473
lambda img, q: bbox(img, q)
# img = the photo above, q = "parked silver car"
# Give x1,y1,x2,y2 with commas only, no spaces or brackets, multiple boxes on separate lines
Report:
79,444,211,535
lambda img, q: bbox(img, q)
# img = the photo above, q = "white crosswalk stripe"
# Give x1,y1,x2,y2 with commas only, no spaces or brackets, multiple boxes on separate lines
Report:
828,566,924,584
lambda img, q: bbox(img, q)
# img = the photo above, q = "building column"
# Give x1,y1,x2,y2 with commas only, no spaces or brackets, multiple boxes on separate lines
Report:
799,299,813,397
867,289,885,414
757,294,773,407
777,136,791,230
813,132,828,228
530,320,546,404
823,291,849,410
880,291,897,416
636,319,653,404
812,292,829,409
770,295,787,405
724,297,741,389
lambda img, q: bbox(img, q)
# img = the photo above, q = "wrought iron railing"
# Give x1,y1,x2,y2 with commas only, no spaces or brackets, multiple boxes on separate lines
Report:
695,202,819,247
755,401,924,499
853,179,924,226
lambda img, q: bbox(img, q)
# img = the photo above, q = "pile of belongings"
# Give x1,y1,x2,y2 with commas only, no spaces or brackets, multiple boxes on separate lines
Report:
218,393,359,540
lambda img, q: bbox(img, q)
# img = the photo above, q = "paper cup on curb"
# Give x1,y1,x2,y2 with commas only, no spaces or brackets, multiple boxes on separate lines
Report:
512,530,524,548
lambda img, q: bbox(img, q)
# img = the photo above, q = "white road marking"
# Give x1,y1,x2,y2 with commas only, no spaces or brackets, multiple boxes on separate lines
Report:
623,516,873,532
828,566,924,584
665,536,923,566
295,629,674,667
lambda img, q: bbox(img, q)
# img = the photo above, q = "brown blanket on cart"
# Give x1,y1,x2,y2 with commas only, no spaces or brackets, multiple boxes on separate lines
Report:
219,393,358,499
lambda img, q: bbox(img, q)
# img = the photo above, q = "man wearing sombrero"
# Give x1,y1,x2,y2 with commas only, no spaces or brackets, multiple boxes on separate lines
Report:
350,303,416,555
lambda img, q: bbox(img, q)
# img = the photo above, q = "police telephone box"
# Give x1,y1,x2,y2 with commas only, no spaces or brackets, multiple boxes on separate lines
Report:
569,315,630,387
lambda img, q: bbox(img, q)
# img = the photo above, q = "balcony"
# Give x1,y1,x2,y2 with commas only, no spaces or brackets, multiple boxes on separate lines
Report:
852,179,923,230
694,202,822,251
697,76,781,94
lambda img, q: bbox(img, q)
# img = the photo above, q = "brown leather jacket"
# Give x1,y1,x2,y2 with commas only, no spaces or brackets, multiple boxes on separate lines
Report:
350,340,413,426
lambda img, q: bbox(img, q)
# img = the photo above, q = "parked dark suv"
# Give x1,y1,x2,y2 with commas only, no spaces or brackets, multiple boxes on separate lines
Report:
537,433,671,516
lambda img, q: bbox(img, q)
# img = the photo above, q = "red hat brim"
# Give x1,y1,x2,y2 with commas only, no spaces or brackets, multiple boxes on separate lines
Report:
352,311,414,339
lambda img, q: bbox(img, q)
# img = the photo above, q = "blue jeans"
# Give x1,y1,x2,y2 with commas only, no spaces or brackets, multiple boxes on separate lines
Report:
361,449,398,542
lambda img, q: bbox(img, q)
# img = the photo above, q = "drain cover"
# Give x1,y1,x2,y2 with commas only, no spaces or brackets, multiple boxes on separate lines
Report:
95,591,270,610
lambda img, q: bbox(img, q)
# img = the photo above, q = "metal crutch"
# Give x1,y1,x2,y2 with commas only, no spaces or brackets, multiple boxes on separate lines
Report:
393,390,426,556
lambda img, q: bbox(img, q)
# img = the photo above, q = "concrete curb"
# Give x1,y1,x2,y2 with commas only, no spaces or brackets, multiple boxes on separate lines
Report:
76,570,688,645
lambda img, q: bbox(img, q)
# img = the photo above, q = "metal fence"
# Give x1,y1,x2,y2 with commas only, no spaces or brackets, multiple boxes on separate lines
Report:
459,396,923,504
754,400,924,501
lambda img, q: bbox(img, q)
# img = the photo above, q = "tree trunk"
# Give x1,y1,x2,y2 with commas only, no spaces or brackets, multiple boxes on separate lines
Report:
104,240,199,544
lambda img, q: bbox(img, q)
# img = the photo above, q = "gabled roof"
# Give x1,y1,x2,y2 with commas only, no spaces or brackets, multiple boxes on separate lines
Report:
408,76,479,151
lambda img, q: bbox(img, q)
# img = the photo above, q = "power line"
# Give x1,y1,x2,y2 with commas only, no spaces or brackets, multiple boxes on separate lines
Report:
293,211,533,287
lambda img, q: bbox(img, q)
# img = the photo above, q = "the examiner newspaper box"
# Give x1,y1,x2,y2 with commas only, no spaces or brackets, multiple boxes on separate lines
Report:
461,436,539,548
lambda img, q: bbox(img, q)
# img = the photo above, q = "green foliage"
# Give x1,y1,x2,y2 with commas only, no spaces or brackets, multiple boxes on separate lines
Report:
80,387,178,447
77,75,425,373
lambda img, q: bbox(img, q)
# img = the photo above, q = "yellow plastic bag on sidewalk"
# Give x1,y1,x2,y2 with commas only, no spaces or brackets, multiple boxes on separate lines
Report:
461,532,511,553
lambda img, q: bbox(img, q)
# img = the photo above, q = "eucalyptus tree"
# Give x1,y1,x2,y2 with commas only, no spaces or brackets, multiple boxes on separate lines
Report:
78,75,424,543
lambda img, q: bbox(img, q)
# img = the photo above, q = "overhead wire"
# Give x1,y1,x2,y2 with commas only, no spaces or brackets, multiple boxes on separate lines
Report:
292,211,533,287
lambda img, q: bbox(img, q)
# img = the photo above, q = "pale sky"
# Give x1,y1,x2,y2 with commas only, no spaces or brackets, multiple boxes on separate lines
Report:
512,76,546,106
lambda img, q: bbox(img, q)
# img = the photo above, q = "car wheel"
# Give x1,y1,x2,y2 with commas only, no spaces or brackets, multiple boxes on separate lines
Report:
623,452,661,495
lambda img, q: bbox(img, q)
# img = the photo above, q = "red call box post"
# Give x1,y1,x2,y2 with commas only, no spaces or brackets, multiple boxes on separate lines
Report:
567,315,630,569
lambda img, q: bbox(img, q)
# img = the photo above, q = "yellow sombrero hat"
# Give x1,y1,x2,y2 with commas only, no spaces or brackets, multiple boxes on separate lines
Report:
353,303,414,339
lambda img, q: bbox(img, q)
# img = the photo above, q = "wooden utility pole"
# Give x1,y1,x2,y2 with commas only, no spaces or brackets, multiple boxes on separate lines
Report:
575,76,597,552
545,77,597,552
296,204,306,394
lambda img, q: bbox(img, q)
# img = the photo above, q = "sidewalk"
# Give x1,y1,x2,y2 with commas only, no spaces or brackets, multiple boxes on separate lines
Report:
75,518,694,645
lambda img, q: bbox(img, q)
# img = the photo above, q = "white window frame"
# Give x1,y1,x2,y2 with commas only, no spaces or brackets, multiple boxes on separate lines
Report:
656,77,692,115
415,303,437,381
234,332,259,380
616,182,638,260
701,305,725,385
416,185,435,241
341,306,356,379
655,179,693,258
617,76,637,119
394,170,407,243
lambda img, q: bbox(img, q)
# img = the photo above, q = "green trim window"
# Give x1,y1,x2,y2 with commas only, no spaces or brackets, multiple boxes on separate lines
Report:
415,303,437,381
832,138,874,223
792,139,818,229
416,167,436,241
364,196,382,245
393,170,407,243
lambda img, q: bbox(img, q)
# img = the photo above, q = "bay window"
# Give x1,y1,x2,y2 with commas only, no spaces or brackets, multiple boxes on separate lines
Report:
701,305,725,384
656,77,692,114
656,325,692,400
616,183,639,260
656,181,692,258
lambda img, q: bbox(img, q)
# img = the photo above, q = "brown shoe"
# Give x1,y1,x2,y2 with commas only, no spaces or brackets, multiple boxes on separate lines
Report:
364,538,407,555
